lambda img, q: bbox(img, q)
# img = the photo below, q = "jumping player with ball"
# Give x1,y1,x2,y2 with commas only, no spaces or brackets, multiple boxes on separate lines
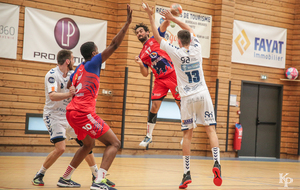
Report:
134,2,181,148
143,2,222,188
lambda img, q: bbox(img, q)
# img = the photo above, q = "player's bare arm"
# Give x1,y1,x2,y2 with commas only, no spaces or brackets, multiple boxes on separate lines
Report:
48,90,74,101
159,19,170,33
142,2,162,44
101,4,132,62
160,10,194,34
67,80,72,89
135,56,149,77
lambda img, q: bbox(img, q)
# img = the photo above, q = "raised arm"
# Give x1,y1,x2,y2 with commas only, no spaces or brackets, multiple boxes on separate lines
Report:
160,10,194,34
142,2,163,44
159,20,170,33
101,4,132,62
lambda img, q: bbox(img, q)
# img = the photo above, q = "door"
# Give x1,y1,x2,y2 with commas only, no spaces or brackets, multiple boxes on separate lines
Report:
238,82,282,158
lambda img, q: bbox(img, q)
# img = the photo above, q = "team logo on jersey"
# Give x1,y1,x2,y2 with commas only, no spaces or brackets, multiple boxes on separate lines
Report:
61,83,64,89
149,52,158,59
48,77,55,83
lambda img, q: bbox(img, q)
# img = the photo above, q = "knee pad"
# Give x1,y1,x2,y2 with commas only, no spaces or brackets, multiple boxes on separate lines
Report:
148,112,157,123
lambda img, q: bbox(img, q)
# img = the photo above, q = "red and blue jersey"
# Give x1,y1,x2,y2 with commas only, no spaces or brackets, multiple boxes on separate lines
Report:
139,28,175,79
67,53,102,114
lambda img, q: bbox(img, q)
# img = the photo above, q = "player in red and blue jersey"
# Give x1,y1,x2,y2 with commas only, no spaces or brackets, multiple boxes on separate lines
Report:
134,21,181,147
59,5,132,190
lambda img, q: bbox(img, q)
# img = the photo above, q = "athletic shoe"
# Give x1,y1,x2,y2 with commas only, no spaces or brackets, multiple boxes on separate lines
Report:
57,177,81,188
179,171,192,189
139,136,152,147
92,174,115,187
32,173,44,186
212,160,222,186
90,179,117,190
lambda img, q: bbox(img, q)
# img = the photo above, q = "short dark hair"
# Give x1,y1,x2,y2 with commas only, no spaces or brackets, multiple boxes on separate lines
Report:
80,42,96,60
132,23,149,34
57,49,72,65
177,30,191,46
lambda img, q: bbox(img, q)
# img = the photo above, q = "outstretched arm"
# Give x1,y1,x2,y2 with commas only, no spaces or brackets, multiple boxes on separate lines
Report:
101,4,133,62
142,2,163,44
160,10,194,34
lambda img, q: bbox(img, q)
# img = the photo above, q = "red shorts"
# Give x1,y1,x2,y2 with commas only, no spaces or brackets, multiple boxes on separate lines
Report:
66,110,110,140
151,71,180,101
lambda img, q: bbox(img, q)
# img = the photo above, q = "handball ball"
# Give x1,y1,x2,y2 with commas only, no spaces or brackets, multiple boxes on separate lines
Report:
170,3,183,17
285,67,298,80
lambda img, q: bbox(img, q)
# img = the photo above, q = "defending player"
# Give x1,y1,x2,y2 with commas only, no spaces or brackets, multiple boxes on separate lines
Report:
133,14,180,148
143,3,222,188
58,5,132,190
32,50,116,188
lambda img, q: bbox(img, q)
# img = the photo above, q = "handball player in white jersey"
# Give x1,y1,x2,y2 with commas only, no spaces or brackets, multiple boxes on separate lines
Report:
143,3,222,188
32,50,115,188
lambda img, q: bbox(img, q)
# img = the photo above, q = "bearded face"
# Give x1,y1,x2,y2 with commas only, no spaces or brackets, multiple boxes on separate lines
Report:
136,27,149,44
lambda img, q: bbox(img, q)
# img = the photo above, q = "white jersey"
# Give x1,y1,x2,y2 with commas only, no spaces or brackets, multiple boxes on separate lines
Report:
43,66,74,119
160,33,208,98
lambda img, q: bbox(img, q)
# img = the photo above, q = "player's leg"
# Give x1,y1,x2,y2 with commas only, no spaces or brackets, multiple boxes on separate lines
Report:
179,95,194,189
75,138,116,187
91,129,120,190
32,140,66,186
139,99,162,147
139,79,168,147
179,128,193,189
32,116,67,186
57,135,94,187
57,111,95,188
198,90,222,186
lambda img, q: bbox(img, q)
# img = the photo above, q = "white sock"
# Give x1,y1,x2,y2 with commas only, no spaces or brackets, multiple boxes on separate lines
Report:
63,165,76,180
146,122,155,138
212,147,220,163
95,168,107,183
183,156,190,174
90,164,98,177
38,165,47,175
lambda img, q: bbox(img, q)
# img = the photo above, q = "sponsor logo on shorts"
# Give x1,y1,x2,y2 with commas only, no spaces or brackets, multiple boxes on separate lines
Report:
48,77,55,83
184,85,191,92
182,118,193,125
204,111,215,122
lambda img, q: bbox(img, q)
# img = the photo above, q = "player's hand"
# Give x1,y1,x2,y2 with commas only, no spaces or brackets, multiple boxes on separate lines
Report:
135,56,143,66
142,2,154,15
160,10,174,21
126,4,133,24
69,86,76,96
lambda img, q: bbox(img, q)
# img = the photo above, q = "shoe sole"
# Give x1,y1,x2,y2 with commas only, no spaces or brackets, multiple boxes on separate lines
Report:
212,167,222,186
179,180,192,189
139,141,152,147
32,181,44,186
57,182,81,188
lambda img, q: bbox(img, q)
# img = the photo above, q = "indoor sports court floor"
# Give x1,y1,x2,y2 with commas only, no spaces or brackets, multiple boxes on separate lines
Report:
0,152,299,190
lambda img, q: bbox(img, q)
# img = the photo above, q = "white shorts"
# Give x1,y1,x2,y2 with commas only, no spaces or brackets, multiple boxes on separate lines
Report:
181,90,216,130
43,113,77,143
